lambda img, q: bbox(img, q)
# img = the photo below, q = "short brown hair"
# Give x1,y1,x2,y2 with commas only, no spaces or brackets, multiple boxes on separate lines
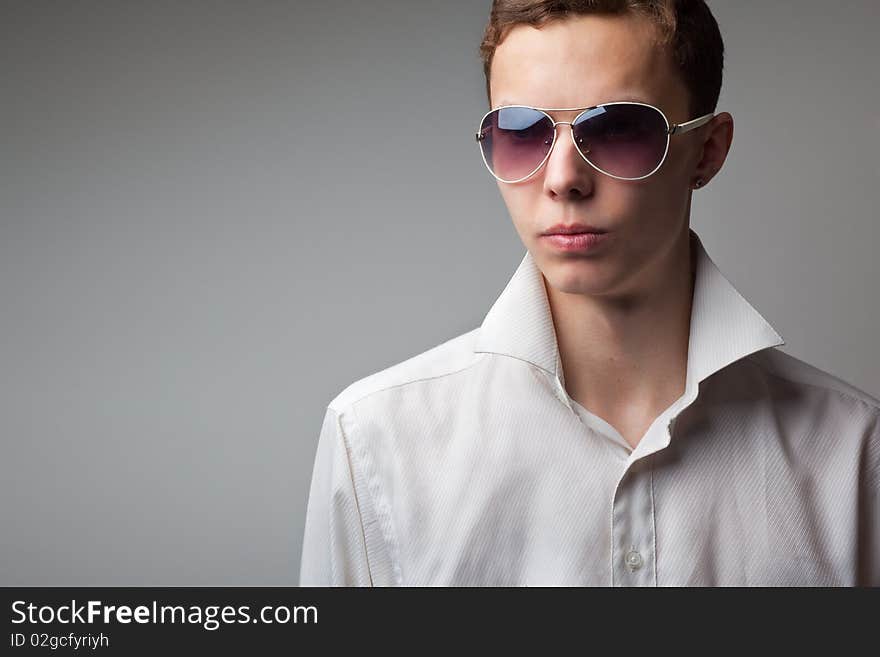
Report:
478,0,724,118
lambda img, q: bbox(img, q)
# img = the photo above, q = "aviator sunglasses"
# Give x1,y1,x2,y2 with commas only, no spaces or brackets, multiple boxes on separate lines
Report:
475,101,714,183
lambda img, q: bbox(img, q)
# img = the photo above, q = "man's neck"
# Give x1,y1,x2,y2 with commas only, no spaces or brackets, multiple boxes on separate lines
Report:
545,228,696,445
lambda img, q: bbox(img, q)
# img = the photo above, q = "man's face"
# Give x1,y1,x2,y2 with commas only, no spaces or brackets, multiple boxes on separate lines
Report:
489,13,707,298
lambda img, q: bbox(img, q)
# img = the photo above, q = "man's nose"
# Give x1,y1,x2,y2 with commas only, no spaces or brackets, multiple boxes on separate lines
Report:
542,123,596,196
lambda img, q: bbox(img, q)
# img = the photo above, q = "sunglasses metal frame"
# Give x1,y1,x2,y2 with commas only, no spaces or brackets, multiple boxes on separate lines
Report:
474,100,715,183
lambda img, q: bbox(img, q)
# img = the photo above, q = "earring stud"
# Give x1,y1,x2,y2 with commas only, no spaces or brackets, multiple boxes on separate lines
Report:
694,178,704,188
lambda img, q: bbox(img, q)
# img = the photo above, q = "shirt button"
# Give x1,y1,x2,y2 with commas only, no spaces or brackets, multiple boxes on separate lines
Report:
625,548,643,571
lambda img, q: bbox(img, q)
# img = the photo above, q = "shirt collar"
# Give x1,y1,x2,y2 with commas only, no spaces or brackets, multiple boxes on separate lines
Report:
473,228,785,392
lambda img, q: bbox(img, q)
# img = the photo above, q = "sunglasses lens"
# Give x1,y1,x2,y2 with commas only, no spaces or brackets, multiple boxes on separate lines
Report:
572,104,668,179
478,107,553,182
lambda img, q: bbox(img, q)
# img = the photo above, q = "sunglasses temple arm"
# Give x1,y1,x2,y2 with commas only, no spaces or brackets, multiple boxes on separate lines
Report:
669,112,714,135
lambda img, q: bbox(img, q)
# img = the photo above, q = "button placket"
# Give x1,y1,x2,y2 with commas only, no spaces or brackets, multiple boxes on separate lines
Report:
611,460,657,586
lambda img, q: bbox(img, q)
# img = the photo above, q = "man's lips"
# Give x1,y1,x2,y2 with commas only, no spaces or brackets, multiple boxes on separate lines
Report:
540,231,610,252
541,223,607,235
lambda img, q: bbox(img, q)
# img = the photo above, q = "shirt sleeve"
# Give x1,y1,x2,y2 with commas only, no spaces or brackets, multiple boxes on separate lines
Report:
299,405,373,586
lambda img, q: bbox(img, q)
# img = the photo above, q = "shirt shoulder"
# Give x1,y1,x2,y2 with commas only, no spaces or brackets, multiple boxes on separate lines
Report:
745,346,880,414
327,326,484,414
743,346,880,478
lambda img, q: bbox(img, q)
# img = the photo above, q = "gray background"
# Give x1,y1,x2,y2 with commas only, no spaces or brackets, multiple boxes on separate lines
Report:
1,1,877,585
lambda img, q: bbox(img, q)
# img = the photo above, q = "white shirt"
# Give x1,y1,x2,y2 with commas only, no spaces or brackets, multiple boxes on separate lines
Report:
299,229,880,586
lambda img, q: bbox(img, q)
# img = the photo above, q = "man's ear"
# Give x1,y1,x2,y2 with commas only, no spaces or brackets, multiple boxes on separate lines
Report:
692,111,733,187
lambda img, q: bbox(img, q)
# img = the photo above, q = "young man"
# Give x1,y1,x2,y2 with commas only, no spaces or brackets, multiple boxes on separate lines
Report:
300,1,879,586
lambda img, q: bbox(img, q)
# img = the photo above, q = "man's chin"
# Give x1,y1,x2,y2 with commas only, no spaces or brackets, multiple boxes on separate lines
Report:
538,259,622,298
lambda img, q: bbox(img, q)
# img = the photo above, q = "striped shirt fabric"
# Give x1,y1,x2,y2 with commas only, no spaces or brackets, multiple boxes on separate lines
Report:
299,228,880,586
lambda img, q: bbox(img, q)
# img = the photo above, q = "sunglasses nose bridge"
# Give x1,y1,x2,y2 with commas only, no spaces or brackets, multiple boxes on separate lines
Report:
547,119,590,157
549,119,574,135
